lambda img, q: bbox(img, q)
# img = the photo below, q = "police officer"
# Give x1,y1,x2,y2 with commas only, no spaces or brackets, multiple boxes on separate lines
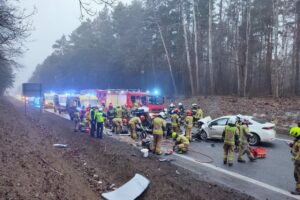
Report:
94,107,105,139
223,117,239,166
290,122,300,195
151,112,166,155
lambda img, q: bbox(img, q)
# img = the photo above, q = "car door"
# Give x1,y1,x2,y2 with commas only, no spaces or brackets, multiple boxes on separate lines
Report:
208,118,229,138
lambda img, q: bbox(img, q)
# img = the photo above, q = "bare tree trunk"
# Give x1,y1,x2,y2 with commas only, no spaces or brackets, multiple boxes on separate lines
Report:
156,22,178,95
193,0,200,93
272,0,279,98
234,8,241,95
208,0,214,94
295,0,300,95
243,0,251,97
182,7,195,95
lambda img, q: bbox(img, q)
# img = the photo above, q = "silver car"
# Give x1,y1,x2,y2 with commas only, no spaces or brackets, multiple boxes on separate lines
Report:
197,115,276,146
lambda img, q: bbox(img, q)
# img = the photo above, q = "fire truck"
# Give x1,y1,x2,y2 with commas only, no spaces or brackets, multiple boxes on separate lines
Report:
95,89,165,113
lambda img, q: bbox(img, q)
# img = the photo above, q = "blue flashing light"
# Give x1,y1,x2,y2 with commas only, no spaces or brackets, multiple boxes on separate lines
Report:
153,89,160,96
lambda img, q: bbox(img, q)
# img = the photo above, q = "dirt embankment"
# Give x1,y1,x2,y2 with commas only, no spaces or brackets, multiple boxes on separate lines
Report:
173,96,300,129
0,97,254,200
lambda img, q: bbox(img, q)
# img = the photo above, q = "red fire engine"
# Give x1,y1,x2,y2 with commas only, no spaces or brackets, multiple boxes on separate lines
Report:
96,89,165,113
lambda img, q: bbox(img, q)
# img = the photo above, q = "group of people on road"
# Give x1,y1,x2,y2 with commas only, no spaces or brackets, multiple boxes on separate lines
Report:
70,100,300,195
222,115,256,167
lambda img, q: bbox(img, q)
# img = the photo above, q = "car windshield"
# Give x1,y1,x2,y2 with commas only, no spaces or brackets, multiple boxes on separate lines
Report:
148,96,164,105
251,117,268,124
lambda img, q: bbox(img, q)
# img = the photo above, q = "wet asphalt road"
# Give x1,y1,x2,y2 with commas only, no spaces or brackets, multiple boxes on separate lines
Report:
187,138,294,192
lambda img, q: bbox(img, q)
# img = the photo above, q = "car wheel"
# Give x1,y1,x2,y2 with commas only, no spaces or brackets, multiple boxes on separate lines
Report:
249,133,260,146
199,130,208,141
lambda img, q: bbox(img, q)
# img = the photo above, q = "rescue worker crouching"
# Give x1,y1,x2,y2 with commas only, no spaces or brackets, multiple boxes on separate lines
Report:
94,107,105,139
172,132,190,154
222,117,239,167
129,115,143,140
185,110,193,141
289,122,300,195
151,112,167,155
237,118,256,163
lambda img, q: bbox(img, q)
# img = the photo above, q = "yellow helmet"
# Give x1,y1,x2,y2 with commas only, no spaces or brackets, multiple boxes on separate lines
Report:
171,132,177,139
290,127,300,137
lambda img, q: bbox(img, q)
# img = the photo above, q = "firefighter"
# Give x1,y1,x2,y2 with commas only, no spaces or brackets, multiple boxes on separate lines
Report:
122,105,129,119
185,110,193,141
89,107,97,137
290,122,300,195
193,104,203,123
171,108,180,134
129,115,143,140
94,107,105,139
172,132,190,154
222,117,239,166
107,103,115,128
237,118,256,163
191,103,198,121
168,103,175,115
112,117,123,134
178,102,185,117
115,105,123,118
151,112,167,155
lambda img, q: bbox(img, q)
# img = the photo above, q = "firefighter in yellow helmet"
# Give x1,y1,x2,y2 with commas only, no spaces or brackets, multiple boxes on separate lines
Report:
151,112,167,155
290,122,300,195
129,115,143,140
171,108,180,134
172,132,190,154
185,110,193,141
222,117,239,167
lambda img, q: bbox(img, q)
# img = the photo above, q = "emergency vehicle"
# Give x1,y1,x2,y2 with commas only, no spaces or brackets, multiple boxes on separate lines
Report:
96,89,165,113
79,90,101,108
43,92,56,108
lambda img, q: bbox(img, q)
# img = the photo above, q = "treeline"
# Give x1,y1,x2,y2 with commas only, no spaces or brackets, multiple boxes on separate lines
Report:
0,1,30,95
30,0,300,97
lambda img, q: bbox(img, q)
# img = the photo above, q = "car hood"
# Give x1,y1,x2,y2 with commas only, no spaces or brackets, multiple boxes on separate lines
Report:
198,116,212,124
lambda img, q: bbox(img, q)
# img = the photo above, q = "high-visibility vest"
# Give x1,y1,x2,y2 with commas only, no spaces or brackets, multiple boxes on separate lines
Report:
95,112,104,123
185,116,193,128
177,135,190,145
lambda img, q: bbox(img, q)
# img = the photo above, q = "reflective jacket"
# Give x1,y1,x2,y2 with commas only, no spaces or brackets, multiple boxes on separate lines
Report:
239,124,250,145
129,117,141,126
94,112,104,123
152,117,166,135
292,138,300,161
195,109,204,119
185,116,193,128
171,114,179,126
224,125,238,145
177,135,190,145
115,107,123,118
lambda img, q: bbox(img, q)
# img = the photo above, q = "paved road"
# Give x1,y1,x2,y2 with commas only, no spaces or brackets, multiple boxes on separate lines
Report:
44,108,299,199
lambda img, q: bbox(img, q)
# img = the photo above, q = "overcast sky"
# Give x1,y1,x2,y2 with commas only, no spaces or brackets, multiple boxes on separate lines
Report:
13,0,132,93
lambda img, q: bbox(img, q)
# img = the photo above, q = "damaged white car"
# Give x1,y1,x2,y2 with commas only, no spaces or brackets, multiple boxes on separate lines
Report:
195,115,276,146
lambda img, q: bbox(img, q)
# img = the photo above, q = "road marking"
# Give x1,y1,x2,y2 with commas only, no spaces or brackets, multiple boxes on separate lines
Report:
173,153,300,200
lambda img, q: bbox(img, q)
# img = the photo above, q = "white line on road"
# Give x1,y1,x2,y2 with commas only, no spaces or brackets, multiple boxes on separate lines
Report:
173,153,300,200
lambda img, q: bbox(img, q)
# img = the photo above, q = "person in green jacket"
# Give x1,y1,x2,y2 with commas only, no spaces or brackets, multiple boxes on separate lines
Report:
290,122,300,195
94,107,105,139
